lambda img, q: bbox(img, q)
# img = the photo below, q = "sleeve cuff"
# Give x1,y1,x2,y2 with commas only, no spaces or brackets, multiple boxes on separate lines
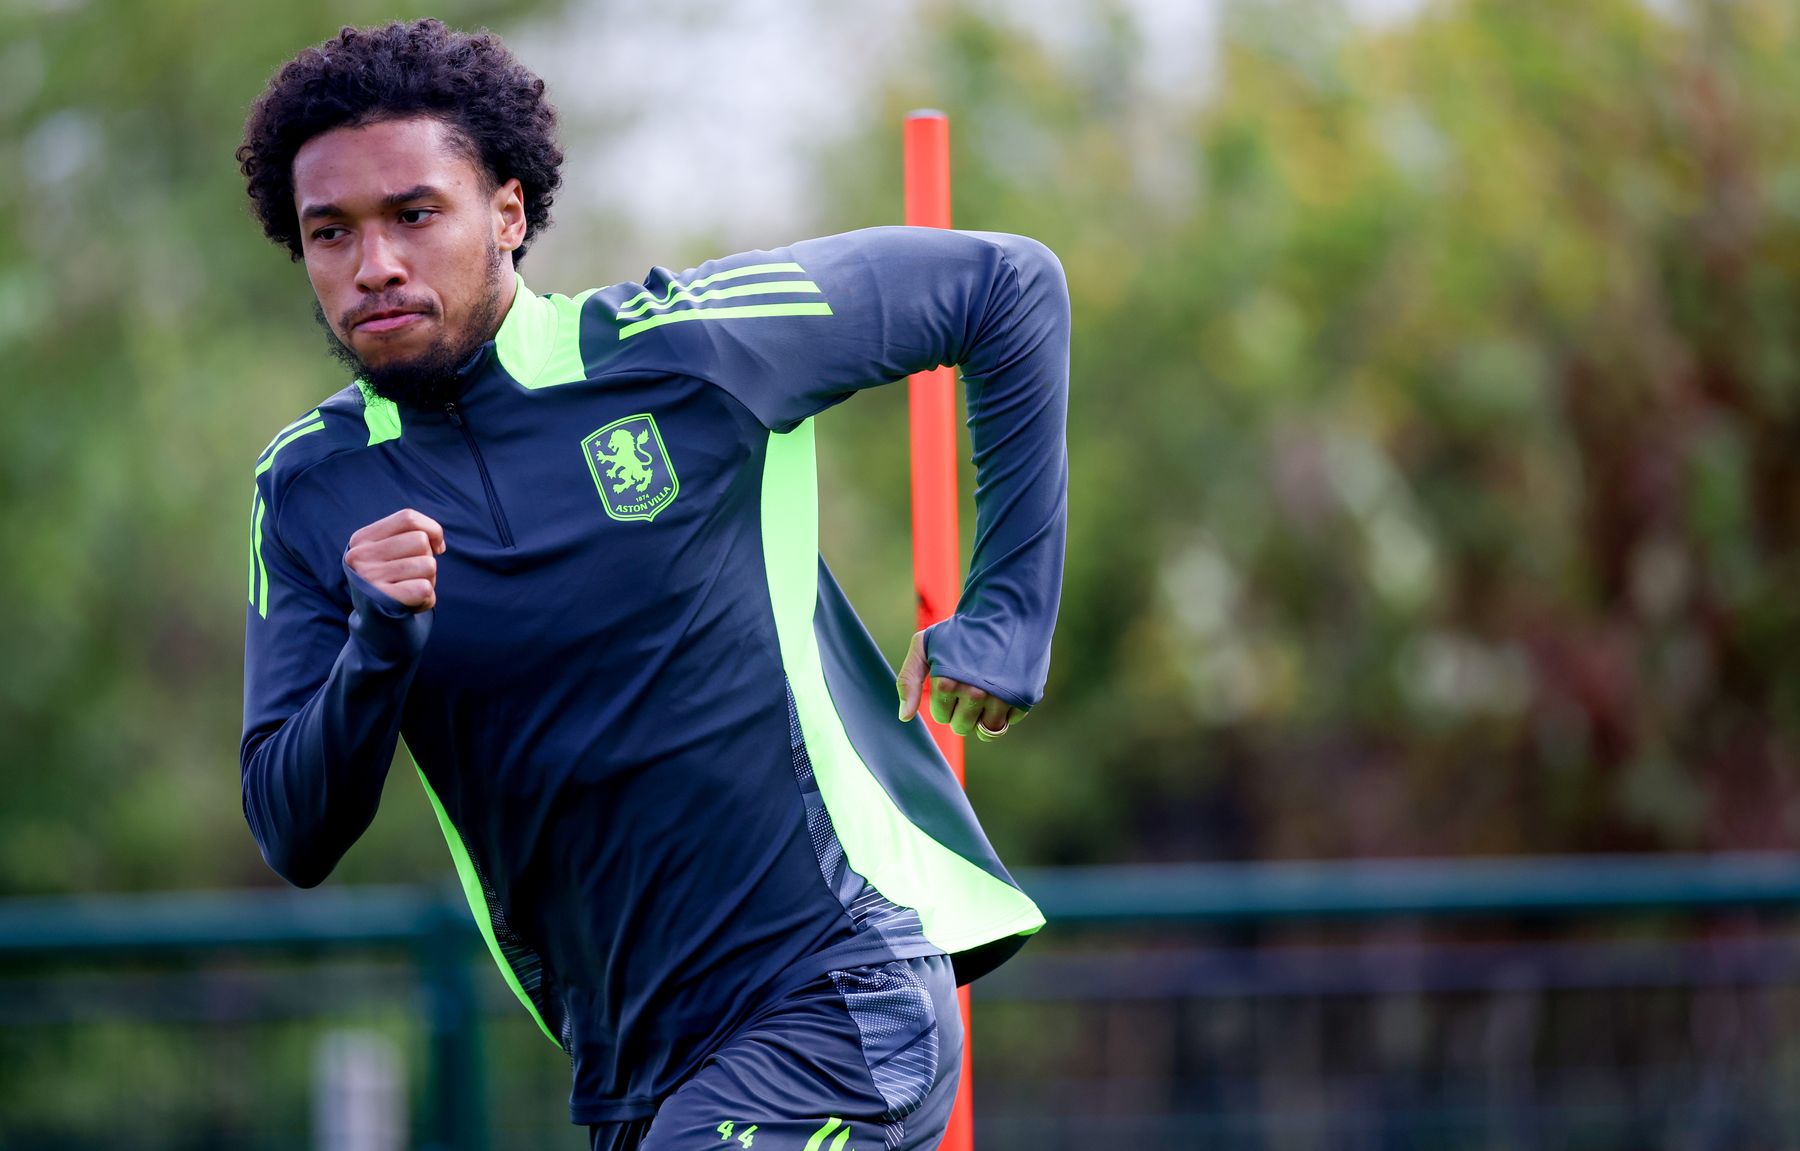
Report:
343,556,432,664
922,618,1036,712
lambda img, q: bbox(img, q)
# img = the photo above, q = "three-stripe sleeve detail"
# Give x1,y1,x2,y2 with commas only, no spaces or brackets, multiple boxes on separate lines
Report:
615,261,832,340
248,417,327,619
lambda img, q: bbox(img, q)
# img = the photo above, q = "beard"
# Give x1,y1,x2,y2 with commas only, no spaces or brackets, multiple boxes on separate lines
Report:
315,240,506,408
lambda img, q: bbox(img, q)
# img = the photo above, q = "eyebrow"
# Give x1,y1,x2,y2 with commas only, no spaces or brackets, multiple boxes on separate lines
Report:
300,184,442,222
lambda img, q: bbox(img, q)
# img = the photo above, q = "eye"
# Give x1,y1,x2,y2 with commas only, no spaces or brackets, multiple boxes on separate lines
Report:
399,208,436,225
310,225,346,243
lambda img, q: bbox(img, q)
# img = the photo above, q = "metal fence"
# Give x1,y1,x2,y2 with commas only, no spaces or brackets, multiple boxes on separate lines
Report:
4,856,1800,1150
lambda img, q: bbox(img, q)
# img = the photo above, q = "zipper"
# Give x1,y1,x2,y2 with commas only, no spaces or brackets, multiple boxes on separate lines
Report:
444,402,515,548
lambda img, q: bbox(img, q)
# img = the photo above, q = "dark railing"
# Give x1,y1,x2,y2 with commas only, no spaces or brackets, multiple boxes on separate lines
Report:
3,855,1799,1149
10,854,1800,958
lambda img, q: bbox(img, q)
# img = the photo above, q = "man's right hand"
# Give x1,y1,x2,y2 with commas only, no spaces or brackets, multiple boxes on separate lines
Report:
345,509,446,611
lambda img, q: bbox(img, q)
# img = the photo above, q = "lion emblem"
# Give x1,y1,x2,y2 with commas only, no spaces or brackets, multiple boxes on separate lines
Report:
582,414,679,522
592,427,656,495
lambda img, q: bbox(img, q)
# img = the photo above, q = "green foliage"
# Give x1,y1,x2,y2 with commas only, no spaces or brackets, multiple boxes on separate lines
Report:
0,0,563,895
5,0,1800,1143
817,0,1800,863
4,0,1798,891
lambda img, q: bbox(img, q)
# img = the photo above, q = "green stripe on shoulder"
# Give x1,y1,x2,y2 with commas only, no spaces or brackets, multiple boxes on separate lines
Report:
248,389,392,621
253,419,326,477
247,491,270,619
615,262,806,318
620,300,832,341
615,276,821,321
258,410,321,460
251,495,269,618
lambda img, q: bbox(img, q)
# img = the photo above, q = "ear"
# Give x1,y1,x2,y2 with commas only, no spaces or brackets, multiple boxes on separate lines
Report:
492,177,527,253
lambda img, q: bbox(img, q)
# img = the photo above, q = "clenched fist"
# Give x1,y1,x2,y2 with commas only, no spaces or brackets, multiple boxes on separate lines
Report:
345,509,446,611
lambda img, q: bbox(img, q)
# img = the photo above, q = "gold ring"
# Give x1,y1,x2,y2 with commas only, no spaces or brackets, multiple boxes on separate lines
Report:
976,718,1009,738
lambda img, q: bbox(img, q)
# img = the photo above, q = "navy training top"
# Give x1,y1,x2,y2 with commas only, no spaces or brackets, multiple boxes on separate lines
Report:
240,227,1069,1123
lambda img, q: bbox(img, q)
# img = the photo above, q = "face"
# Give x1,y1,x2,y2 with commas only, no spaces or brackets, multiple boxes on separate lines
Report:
293,116,527,403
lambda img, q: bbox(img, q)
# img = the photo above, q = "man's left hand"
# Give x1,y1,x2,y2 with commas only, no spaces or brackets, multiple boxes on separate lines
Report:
896,630,1029,742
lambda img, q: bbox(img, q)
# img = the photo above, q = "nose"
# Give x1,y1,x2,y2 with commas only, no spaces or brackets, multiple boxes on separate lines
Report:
354,229,408,294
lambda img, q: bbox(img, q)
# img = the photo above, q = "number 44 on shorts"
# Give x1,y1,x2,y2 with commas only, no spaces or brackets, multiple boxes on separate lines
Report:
715,1118,853,1150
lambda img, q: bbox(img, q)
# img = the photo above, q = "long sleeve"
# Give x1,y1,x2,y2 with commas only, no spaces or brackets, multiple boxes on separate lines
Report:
663,226,1070,709
240,485,430,887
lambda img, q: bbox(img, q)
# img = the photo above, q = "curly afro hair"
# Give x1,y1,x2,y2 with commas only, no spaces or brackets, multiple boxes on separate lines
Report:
238,19,562,266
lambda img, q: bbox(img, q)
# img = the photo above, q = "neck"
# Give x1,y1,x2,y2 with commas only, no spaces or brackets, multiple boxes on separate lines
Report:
486,261,520,343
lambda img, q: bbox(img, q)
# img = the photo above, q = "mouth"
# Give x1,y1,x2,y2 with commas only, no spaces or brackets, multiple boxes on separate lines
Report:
353,309,429,335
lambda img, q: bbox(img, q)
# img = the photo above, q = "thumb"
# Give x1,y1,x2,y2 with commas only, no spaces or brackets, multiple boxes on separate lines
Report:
896,631,928,722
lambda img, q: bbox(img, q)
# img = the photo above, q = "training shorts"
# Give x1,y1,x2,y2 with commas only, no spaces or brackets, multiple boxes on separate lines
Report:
588,953,962,1151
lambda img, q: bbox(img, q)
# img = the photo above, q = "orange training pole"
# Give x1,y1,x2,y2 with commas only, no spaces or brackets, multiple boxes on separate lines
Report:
904,108,974,1151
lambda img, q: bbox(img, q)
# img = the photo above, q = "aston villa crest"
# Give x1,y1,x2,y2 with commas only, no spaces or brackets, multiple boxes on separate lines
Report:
582,413,679,523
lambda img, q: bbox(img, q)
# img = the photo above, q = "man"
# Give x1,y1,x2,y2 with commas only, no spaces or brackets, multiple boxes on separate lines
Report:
237,19,1068,1151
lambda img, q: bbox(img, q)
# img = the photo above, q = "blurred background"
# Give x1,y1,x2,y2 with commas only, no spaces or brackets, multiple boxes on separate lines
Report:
3,0,1800,1147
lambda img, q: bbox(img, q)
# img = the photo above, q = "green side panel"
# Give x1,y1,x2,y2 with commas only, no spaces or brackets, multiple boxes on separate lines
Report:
411,758,561,1048
252,495,270,619
494,275,600,390
619,301,833,341
614,261,806,317
356,381,402,446
759,423,1045,954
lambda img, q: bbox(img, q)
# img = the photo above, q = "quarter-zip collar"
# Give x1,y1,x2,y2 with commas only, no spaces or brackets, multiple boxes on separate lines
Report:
446,272,580,397
451,271,535,395
492,273,570,389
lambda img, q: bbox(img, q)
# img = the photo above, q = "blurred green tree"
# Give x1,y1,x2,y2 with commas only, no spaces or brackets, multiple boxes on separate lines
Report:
0,0,563,896
3,0,1798,899
815,0,1800,865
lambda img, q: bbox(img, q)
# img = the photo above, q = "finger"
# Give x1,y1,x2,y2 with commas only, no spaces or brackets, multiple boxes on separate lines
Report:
351,530,436,563
1007,706,1029,726
896,632,928,721
392,509,446,553
974,696,1012,741
930,677,959,725
350,508,419,545
387,579,436,611
947,691,987,738
355,509,445,554
362,554,438,585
